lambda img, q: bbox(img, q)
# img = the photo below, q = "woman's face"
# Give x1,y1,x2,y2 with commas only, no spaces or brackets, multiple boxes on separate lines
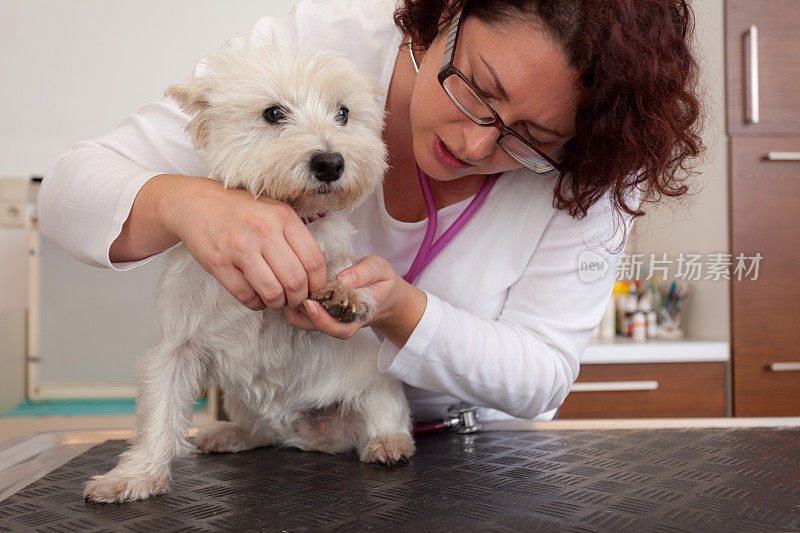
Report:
410,14,579,181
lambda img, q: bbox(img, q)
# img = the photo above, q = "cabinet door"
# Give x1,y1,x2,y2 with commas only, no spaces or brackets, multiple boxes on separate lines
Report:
730,137,800,416
726,0,800,135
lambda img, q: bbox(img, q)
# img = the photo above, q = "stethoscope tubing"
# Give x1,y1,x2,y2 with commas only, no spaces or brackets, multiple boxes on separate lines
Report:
402,165,498,284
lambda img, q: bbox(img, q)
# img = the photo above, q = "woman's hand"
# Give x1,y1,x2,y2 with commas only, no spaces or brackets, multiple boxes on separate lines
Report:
284,255,427,346
158,175,327,311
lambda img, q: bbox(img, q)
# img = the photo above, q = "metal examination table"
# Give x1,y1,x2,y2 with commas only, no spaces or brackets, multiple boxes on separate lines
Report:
1,419,798,531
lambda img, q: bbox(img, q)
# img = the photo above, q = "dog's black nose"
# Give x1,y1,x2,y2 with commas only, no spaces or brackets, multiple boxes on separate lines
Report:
310,152,344,183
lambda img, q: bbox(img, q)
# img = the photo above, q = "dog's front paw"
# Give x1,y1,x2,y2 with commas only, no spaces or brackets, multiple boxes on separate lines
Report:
83,468,168,503
360,433,415,466
312,280,375,323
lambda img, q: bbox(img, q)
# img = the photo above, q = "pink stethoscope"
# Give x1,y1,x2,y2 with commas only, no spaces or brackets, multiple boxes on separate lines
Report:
402,165,498,285
402,33,499,285
401,164,497,435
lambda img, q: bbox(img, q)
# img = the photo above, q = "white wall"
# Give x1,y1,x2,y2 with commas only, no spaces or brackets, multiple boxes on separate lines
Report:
631,0,729,341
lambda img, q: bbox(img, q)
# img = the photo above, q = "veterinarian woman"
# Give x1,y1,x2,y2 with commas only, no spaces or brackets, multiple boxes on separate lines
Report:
37,0,701,423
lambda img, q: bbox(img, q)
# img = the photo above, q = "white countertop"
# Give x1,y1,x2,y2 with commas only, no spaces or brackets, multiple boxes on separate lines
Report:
583,338,729,364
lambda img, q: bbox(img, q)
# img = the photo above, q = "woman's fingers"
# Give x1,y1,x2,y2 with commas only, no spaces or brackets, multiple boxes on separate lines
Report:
283,306,315,329
175,186,328,312
304,299,362,339
337,255,390,288
232,253,286,310
283,300,361,339
284,218,328,295
261,240,312,309
214,264,267,311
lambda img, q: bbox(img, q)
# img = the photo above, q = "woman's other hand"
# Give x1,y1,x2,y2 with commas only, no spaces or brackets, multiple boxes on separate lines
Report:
155,175,327,311
284,255,427,346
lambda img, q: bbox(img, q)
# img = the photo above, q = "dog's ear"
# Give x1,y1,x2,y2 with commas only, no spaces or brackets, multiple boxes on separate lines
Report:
165,79,213,114
165,79,214,149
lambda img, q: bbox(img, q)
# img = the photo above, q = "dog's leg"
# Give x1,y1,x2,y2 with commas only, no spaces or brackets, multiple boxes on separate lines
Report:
287,403,362,453
83,340,205,503
195,394,276,453
194,421,273,453
357,381,415,466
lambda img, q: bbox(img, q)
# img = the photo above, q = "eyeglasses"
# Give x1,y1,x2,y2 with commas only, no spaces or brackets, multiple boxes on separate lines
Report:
437,11,562,176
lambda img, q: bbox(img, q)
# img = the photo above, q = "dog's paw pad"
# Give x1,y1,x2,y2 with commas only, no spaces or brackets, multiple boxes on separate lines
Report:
83,470,167,503
360,433,415,466
340,306,357,323
323,301,344,320
312,281,373,323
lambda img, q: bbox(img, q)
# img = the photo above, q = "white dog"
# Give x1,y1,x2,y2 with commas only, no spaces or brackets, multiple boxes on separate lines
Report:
84,44,414,503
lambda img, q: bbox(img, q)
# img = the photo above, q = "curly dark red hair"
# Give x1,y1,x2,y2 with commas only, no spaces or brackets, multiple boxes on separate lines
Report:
395,0,704,250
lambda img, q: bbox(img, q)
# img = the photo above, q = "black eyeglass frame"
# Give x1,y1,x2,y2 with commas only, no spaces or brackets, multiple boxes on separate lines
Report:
436,11,563,175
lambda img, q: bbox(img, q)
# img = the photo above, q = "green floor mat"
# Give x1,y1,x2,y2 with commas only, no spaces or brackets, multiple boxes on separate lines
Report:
1,398,207,417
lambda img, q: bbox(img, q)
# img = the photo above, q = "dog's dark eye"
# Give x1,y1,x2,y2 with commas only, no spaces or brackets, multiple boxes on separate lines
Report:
263,106,287,124
335,106,349,125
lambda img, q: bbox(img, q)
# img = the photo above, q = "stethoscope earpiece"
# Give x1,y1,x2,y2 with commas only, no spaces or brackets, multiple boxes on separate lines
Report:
408,39,420,74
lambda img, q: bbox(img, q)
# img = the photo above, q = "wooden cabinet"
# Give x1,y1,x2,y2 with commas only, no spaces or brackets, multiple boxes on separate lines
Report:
559,363,727,419
727,0,800,416
726,0,800,135
730,137,800,416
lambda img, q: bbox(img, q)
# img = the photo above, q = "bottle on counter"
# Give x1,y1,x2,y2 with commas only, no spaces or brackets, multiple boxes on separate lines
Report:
631,311,647,342
638,293,659,340
612,281,629,336
622,285,639,336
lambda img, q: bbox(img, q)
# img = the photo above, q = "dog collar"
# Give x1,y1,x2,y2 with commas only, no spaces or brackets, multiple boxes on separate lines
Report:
301,212,327,225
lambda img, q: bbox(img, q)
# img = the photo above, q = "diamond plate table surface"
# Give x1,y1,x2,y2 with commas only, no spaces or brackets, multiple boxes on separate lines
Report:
0,428,799,532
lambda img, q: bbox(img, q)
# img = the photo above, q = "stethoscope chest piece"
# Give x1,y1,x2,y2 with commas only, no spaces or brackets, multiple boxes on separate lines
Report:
413,402,481,435
447,402,482,434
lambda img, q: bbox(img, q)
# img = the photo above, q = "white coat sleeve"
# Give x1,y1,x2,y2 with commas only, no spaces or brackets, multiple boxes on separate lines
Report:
37,100,206,270
376,190,638,419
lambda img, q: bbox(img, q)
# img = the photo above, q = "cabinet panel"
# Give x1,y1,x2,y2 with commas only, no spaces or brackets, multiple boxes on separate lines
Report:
730,137,800,416
726,0,800,134
559,363,726,419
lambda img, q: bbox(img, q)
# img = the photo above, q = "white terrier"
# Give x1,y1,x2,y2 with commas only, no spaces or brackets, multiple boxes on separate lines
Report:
84,44,414,503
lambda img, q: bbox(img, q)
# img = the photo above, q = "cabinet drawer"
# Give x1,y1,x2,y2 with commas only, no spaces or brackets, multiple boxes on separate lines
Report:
559,363,727,419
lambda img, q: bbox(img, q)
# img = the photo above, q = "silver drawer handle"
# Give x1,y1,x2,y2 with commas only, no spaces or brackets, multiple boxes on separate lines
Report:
745,25,759,124
768,362,800,372
766,152,800,161
572,381,659,392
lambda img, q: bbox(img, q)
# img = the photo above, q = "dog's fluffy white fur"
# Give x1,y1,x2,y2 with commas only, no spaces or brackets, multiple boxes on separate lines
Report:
83,44,413,503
